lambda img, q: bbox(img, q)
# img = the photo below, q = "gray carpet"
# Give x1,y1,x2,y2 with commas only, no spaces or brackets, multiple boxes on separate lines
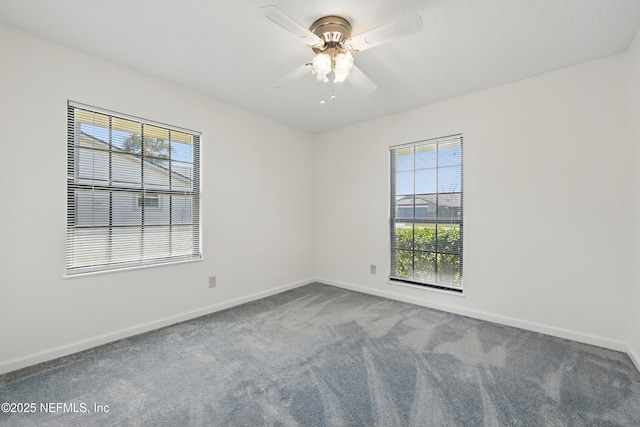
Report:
1,283,639,426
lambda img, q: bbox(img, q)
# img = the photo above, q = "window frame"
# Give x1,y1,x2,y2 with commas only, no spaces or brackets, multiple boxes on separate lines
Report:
66,101,202,276
136,194,160,209
389,134,463,292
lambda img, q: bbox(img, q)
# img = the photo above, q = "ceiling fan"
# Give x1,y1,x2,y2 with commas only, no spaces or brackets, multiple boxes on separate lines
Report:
262,5,423,96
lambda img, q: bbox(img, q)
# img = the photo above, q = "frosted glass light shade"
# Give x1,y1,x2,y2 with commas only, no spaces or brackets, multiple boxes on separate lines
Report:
312,53,332,82
333,51,353,82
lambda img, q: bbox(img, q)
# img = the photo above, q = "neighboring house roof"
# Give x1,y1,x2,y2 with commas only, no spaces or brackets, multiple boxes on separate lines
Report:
397,194,461,209
78,131,192,184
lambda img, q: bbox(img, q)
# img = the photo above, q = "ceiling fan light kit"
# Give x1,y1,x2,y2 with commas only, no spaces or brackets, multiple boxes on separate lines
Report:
263,5,423,102
309,15,354,83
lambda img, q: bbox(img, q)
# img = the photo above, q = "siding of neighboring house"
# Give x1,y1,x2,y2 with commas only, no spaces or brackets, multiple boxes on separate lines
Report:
396,194,461,220
70,132,195,267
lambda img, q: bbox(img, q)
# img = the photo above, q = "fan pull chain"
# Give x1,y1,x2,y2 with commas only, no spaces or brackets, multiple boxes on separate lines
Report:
320,81,327,106
320,81,338,106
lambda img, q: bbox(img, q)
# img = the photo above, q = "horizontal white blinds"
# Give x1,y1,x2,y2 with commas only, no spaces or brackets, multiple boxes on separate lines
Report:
390,135,463,291
66,103,201,275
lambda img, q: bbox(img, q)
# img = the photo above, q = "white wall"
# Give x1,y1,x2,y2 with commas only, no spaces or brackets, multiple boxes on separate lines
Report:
315,51,631,350
2,19,638,375
0,23,315,373
627,29,640,369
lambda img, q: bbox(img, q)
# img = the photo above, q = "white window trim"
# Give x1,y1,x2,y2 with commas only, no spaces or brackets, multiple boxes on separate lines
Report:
389,134,463,293
66,101,202,276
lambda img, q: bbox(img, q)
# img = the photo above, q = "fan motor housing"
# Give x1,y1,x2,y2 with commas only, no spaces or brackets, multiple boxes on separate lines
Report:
310,15,352,53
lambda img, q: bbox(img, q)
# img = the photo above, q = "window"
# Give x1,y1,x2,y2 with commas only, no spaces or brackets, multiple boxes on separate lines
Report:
390,135,463,292
66,102,201,275
137,195,160,208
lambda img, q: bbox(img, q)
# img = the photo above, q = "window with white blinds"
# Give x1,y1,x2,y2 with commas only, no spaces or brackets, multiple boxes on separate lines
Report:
390,135,463,292
66,102,201,275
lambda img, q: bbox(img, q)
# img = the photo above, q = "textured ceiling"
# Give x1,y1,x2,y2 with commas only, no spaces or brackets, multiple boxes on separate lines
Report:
2,0,640,133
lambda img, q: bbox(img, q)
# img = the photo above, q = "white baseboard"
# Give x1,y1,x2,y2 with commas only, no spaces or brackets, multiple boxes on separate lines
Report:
0,277,315,376
628,344,640,373
317,277,629,354
4,277,637,377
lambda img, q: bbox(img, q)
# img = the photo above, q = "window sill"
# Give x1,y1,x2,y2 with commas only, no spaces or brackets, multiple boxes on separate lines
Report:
63,257,204,279
388,279,465,297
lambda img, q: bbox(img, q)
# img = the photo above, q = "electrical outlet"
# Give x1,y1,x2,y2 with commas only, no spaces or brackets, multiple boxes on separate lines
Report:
370,265,377,274
209,276,216,288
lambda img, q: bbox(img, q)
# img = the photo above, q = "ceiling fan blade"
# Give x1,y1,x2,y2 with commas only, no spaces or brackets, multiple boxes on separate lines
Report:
347,65,377,93
272,63,312,88
347,13,423,52
262,5,323,48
